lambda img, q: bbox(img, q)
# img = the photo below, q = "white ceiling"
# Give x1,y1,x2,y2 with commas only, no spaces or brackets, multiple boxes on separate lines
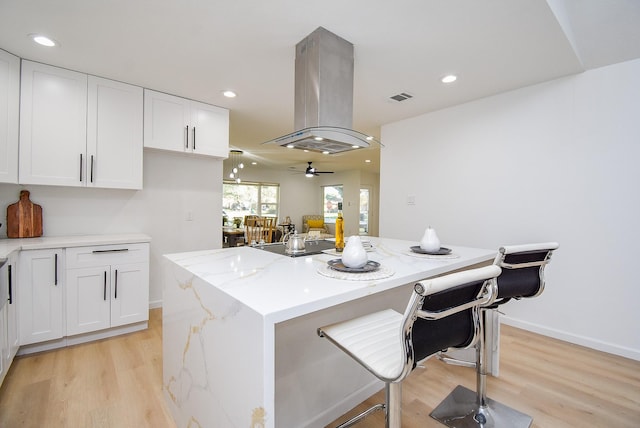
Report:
1,0,639,175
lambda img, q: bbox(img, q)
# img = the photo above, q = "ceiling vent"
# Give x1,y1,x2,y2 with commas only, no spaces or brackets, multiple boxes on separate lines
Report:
390,92,413,102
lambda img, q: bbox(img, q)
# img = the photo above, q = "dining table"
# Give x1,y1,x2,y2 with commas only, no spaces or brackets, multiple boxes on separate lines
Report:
162,236,496,428
222,227,245,247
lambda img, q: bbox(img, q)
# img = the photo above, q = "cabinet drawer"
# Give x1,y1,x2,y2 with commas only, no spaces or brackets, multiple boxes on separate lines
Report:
65,243,149,269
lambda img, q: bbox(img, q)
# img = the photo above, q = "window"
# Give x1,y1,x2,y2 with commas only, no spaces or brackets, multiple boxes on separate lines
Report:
359,188,370,235
322,185,343,224
223,181,279,225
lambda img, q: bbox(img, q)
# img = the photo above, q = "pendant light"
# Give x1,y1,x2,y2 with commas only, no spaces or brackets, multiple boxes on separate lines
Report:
228,150,244,183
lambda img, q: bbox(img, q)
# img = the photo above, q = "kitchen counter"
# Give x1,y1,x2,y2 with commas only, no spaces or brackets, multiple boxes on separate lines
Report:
0,233,152,258
162,237,496,428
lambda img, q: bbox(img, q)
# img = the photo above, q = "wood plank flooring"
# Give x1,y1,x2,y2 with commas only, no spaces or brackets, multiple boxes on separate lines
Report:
1,308,638,427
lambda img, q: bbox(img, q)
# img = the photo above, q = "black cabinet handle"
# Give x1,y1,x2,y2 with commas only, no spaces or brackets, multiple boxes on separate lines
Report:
92,249,129,254
54,253,58,285
103,271,107,301
185,125,189,148
79,153,83,181
114,269,118,299
8,264,12,304
90,155,94,182
193,127,196,150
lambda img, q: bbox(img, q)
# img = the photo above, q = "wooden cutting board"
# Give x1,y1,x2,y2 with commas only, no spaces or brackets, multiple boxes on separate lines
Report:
6,190,43,238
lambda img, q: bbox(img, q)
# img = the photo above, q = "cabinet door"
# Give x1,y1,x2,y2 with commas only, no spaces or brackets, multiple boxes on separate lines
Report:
66,266,111,335
18,249,64,345
87,76,143,190
190,100,229,158
110,262,149,327
6,254,18,361
19,61,87,186
143,89,190,153
0,49,19,183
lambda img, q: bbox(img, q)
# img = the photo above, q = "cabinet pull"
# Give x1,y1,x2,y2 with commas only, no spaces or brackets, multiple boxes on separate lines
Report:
54,253,58,285
8,264,12,304
92,248,129,254
104,271,107,301
185,125,189,148
114,269,118,299
90,155,94,182
79,153,83,182
193,127,196,150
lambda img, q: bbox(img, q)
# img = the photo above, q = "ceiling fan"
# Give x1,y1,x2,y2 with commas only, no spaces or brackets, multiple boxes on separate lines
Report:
305,161,334,177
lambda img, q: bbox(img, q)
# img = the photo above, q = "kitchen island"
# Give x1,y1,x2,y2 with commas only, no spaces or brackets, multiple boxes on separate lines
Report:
162,237,496,428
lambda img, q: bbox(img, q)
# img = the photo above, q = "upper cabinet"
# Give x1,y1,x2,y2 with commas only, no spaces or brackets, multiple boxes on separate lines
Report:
0,49,20,184
19,60,143,189
143,89,229,158
87,76,143,189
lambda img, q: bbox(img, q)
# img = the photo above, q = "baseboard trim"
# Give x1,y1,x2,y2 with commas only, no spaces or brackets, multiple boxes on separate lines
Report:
149,299,163,309
501,316,640,361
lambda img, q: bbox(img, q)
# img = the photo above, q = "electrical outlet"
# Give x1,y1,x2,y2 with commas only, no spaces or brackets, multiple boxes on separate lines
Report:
186,211,194,221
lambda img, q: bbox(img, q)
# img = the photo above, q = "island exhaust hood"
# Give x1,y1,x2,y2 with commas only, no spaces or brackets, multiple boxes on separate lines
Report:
263,27,381,154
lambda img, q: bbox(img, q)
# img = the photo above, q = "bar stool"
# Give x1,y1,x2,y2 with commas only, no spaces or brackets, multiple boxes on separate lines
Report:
318,265,502,428
431,242,559,428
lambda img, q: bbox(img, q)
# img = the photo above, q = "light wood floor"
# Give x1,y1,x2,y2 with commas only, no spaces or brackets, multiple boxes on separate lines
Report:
1,309,638,427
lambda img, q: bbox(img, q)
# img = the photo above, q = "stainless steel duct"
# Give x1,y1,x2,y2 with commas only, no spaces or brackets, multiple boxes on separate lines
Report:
263,27,380,154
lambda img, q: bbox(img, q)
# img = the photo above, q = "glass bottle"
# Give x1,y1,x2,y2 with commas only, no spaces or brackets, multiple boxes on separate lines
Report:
335,202,344,253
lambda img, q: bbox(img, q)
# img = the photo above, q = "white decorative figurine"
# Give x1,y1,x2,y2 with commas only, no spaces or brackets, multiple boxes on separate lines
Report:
420,226,441,252
342,235,368,268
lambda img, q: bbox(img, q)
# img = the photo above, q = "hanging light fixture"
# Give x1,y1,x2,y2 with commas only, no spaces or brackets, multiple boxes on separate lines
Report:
228,150,244,183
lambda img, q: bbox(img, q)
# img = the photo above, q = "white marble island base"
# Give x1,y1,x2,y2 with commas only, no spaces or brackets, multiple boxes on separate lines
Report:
162,238,495,427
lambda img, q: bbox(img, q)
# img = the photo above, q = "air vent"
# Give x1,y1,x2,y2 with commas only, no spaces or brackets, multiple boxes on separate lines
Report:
390,92,413,102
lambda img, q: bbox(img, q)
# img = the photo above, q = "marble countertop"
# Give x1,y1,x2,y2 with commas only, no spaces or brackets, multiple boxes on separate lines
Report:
0,233,151,259
165,237,496,323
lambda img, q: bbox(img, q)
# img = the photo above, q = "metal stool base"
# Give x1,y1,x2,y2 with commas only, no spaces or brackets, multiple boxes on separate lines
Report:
430,385,532,428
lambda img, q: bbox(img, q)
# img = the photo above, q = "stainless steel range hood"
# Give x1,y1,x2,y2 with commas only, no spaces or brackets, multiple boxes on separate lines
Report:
263,27,381,154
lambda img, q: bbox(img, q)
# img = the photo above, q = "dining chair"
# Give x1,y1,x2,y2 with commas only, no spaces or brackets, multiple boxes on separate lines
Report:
260,217,276,243
244,216,262,245
318,265,501,428
431,242,559,428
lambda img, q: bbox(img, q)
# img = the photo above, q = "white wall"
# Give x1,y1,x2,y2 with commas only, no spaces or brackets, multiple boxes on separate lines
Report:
380,59,640,360
0,150,223,307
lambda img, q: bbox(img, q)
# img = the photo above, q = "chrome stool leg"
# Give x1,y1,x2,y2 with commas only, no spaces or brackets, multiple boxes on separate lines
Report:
335,382,402,428
430,309,532,428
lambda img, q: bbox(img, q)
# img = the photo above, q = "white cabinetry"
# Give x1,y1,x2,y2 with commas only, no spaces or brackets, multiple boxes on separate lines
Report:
66,243,149,336
19,60,143,189
0,49,19,183
0,252,18,387
18,248,64,345
86,76,143,189
143,89,229,158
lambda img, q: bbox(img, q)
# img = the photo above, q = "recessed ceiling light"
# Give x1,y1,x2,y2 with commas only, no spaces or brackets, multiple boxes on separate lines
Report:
322,151,329,155
314,137,324,141
365,159,371,163
222,90,237,98
251,161,257,165
441,74,457,84
30,34,57,47
366,136,373,141
352,145,360,149
286,144,294,149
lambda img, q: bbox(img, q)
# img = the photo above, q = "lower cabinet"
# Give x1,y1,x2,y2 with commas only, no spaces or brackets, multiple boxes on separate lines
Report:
65,243,149,336
66,262,148,335
15,238,150,355
0,251,18,387
18,248,64,345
